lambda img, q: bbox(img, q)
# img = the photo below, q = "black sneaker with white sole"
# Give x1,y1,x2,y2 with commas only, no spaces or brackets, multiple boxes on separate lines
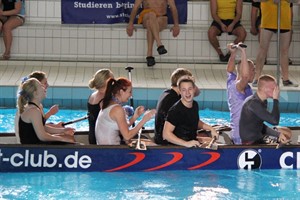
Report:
282,80,299,87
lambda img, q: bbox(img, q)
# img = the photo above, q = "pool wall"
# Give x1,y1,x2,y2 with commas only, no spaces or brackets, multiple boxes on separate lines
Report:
1,86,299,112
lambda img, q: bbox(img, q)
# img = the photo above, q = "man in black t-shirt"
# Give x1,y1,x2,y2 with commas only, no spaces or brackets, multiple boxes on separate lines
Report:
163,76,218,147
154,68,194,144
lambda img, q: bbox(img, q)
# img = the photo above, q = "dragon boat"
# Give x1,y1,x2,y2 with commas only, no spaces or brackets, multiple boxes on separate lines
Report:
1,127,300,173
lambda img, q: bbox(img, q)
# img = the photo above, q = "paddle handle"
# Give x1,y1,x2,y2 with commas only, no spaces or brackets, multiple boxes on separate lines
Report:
207,136,217,148
231,43,247,49
62,116,88,126
125,66,135,127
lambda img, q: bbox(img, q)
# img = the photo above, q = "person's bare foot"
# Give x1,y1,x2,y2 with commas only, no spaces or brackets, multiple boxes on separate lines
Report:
2,53,10,60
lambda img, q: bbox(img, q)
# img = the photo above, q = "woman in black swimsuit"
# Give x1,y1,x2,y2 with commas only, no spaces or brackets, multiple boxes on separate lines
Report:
18,78,75,144
87,69,114,144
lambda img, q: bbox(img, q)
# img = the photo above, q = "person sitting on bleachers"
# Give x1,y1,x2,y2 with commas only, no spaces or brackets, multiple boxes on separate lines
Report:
126,0,180,67
0,0,25,60
208,0,247,62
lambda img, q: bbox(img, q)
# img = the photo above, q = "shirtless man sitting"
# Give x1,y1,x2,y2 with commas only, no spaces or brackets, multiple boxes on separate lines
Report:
126,0,180,67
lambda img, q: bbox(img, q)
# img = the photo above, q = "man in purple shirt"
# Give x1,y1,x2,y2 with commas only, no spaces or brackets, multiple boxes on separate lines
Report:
226,43,255,144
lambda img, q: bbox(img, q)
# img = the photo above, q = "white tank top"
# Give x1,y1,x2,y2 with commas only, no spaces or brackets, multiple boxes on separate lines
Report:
95,104,121,145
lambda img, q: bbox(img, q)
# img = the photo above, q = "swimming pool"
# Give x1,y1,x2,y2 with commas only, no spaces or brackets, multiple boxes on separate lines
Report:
0,108,299,133
0,170,299,199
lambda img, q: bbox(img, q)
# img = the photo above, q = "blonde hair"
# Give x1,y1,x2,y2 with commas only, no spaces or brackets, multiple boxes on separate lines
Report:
177,76,195,89
17,78,39,114
88,69,113,89
237,59,254,73
170,68,193,87
258,74,276,89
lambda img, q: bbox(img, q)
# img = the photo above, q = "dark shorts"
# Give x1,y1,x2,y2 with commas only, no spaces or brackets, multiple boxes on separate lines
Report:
264,28,290,34
255,17,261,32
210,19,243,36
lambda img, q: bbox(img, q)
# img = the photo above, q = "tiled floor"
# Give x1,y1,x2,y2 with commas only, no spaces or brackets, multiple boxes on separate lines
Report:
0,60,300,111
0,60,300,91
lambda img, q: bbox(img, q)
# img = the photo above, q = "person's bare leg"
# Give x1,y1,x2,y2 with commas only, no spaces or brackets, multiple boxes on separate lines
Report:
143,12,164,48
2,16,23,59
0,16,6,33
146,28,154,57
280,31,291,81
144,28,156,67
255,29,273,81
157,17,167,33
288,30,293,65
232,26,247,44
207,26,223,56
143,13,168,66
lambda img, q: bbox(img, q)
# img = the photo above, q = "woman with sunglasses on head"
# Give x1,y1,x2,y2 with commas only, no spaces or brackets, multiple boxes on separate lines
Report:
95,77,156,145
17,78,75,144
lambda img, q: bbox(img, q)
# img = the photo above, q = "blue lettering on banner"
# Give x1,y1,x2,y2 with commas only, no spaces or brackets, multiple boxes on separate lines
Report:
61,0,187,24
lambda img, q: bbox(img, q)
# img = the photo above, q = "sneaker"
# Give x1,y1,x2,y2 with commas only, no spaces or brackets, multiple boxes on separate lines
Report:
289,58,293,65
157,45,167,55
252,80,258,87
219,53,230,62
224,53,231,61
282,80,299,87
146,56,156,67
219,54,226,62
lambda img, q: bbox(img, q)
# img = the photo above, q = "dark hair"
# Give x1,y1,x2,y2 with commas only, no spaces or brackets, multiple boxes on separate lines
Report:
102,77,131,109
28,71,46,82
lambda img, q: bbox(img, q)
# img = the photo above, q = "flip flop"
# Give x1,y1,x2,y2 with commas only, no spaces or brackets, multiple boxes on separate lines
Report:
146,56,155,67
157,45,167,55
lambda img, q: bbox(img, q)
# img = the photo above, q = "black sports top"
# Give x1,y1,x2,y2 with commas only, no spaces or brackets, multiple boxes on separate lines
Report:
154,89,180,145
19,102,46,144
87,98,103,144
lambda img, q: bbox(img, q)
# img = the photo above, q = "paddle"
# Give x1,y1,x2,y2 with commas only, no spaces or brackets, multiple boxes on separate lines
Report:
196,124,231,148
135,129,147,150
125,66,135,127
199,136,218,150
231,43,247,49
125,66,134,109
197,125,232,135
62,115,89,126
207,136,218,150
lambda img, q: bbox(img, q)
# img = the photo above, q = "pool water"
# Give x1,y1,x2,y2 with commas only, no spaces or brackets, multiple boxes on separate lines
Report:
0,170,299,199
0,108,299,133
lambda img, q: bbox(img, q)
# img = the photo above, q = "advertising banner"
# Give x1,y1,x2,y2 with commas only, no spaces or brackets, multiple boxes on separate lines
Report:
61,0,187,24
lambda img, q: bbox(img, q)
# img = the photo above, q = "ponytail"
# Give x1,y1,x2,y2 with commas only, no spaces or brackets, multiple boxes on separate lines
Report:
17,78,38,113
101,77,131,109
17,95,27,114
88,69,113,89
102,78,116,109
